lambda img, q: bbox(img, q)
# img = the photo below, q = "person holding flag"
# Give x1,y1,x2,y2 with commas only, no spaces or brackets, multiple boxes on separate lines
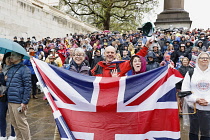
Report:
54,48,90,140
91,39,151,77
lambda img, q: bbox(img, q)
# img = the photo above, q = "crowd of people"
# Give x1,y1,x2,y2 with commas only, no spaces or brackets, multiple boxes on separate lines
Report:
11,28,210,72
1,27,210,140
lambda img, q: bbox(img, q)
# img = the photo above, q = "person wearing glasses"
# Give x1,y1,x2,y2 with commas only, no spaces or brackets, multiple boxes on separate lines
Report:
182,52,210,140
91,40,151,77
54,48,90,139
63,48,90,75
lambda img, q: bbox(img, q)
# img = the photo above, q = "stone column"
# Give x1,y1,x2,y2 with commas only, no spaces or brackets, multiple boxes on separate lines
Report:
164,0,184,10
155,0,192,29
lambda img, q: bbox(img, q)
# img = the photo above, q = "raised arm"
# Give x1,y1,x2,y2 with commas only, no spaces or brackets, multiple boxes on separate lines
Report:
135,39,152,57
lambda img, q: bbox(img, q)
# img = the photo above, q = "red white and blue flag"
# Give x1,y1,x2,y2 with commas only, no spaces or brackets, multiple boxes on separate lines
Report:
32,58,183,140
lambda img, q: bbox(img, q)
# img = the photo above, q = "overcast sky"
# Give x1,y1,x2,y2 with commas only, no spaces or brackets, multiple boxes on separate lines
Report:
143,0,210,30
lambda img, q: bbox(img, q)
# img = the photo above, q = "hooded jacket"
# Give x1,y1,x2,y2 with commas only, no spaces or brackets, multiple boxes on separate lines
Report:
64,60,90,75
175,46,189,63
185,40,193,53
128,55,147,75
182,52,210,110
146,51,159,71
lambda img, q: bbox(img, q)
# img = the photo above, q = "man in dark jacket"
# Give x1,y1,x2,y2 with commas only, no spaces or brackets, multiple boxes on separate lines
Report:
91,49,104,69
18,37,26,49
13,36,18,43
64,48,75,64
195,32,208,48
7,52,31,140
175,43,190,63
152,45,163,63
122,50,131,60
185,40,193,53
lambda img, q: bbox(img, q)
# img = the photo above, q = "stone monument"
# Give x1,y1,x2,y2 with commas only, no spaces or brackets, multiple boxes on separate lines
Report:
154,0,192,29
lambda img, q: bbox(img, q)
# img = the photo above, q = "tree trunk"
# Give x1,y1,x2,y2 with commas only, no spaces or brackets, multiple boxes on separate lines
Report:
103,10,111,30
103,19,110,30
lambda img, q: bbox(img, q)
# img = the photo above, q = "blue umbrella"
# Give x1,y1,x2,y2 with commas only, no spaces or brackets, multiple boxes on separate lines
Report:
0,38,30,59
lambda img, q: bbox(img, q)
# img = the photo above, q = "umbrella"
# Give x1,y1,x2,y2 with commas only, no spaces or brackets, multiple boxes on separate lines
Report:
0,38,30,59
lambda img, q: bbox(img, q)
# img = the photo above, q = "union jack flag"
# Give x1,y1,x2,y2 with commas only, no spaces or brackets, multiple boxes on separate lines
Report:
32,58,183,140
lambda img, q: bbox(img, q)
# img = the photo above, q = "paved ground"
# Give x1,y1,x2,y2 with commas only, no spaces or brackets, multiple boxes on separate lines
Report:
6,93,189,140
7,93,56,140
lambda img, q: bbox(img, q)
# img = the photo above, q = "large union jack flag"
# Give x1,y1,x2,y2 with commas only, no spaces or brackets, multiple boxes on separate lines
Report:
32,58,183,140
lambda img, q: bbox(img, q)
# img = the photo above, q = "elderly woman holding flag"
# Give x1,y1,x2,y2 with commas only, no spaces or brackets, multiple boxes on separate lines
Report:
54,48,90,140
182,52,210,140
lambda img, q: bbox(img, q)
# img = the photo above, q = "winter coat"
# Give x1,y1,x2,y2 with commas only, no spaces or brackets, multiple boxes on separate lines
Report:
18,41,26,48
146,51,159,71
23,58,37,74
172,43,180,52
6,62,31,104
195,38,208,48
174,50,189,63
157,38,166,48
185,41,194,53
122,56,131,60
90,38,98,47
91,55,104,69
153,51,163,63
146,61,159,71
161,45,168,54
64,60,90,75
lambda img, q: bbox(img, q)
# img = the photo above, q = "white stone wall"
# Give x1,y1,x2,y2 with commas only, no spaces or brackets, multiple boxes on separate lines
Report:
0,0,99,40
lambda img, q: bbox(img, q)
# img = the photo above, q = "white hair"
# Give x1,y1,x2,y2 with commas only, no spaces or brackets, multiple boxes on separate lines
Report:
73,48,85,55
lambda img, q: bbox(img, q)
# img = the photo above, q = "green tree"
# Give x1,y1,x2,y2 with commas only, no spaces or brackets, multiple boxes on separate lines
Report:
62,0,158,31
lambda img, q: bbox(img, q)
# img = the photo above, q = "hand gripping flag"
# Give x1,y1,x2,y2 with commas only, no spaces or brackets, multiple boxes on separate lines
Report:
31,58,183,140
